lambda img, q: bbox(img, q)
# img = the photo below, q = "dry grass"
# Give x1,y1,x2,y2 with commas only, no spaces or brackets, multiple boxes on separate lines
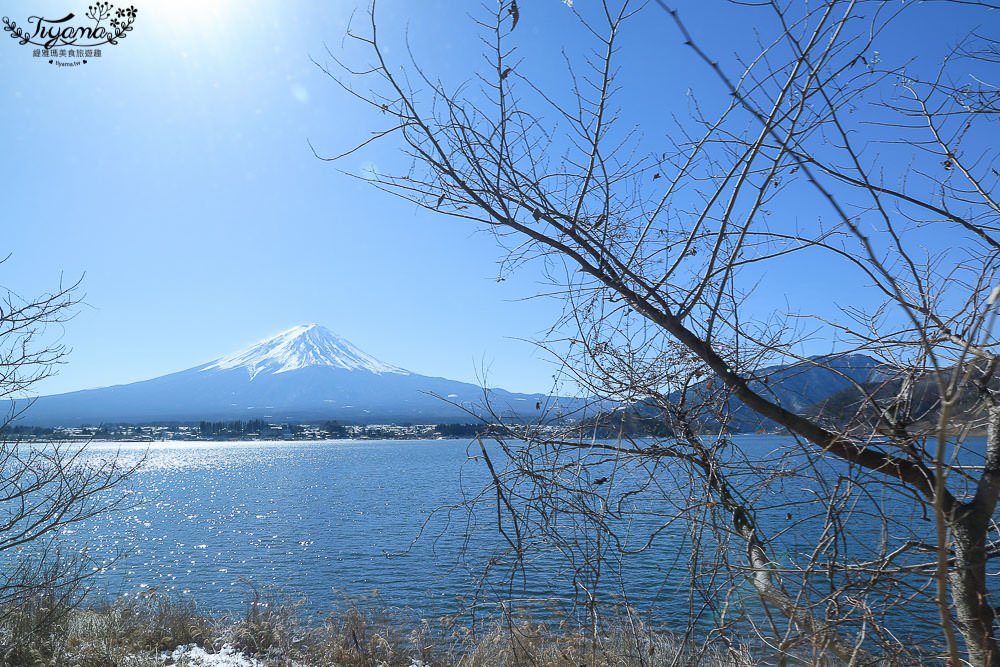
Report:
0,589,786,666
0,589,215,665
456,616,750,666
217,588,459,666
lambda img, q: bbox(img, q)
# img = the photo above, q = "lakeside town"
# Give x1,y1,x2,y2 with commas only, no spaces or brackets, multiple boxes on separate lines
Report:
5,420,572,442
6,420,487,442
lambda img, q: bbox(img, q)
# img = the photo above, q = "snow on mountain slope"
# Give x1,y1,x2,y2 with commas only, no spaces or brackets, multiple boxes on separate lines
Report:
201,325,408,379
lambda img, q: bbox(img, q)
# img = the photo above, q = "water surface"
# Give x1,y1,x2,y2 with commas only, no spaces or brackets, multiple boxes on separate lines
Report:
37,436,975,642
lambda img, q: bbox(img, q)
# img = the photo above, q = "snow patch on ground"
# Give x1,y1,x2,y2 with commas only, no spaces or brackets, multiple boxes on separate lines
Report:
160,644,429,666
161,643,263,666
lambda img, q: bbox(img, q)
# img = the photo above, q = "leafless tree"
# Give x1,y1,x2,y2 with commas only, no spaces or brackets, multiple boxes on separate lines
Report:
323,0,1000,663
0,269,140,655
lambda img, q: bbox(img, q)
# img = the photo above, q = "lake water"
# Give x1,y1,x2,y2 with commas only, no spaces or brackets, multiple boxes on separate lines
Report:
63,439,497,613
45,438,699,624
32,436,973,641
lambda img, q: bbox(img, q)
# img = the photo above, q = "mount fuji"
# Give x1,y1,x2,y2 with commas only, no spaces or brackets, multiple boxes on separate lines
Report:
14,325,565,426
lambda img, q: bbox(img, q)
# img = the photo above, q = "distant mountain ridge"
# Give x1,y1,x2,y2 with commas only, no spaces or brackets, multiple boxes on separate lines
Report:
12,325,570,426
802,364,993,433
720,353,884,432
10,325,897,432
623,353,884,433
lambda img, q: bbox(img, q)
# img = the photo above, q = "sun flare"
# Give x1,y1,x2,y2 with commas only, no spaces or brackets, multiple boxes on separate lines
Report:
148,0,233,27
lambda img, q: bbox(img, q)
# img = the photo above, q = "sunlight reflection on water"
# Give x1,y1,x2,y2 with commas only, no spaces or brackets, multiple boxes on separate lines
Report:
39,435,945,638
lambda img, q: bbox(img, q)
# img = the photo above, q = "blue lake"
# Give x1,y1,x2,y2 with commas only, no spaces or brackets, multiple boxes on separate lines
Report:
52,438,695,623
40,436,975,641
65,440,495,612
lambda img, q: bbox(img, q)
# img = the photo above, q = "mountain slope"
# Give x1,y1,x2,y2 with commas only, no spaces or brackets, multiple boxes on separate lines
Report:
622,354,884,434
13,326,887,431
722,354,884,431
801,366,993,433
14,325,570,426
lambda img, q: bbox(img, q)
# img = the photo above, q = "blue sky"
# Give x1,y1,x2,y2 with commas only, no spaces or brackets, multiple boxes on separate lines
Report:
1,0,989,396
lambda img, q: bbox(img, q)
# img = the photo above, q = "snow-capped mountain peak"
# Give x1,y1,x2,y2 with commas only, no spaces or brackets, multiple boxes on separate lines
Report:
202,324,408,379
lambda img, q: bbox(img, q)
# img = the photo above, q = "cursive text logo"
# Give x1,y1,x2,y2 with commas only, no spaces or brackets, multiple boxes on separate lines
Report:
3,2,137,64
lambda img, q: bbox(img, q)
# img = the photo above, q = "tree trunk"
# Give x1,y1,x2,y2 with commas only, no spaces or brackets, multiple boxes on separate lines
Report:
950,514,1000,666
950,404,1000,665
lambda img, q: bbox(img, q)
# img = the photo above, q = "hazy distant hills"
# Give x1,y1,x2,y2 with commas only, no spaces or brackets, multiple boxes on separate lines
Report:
802,365,991,433
717,354,884,432
13,325,574,426
622,354,885,433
